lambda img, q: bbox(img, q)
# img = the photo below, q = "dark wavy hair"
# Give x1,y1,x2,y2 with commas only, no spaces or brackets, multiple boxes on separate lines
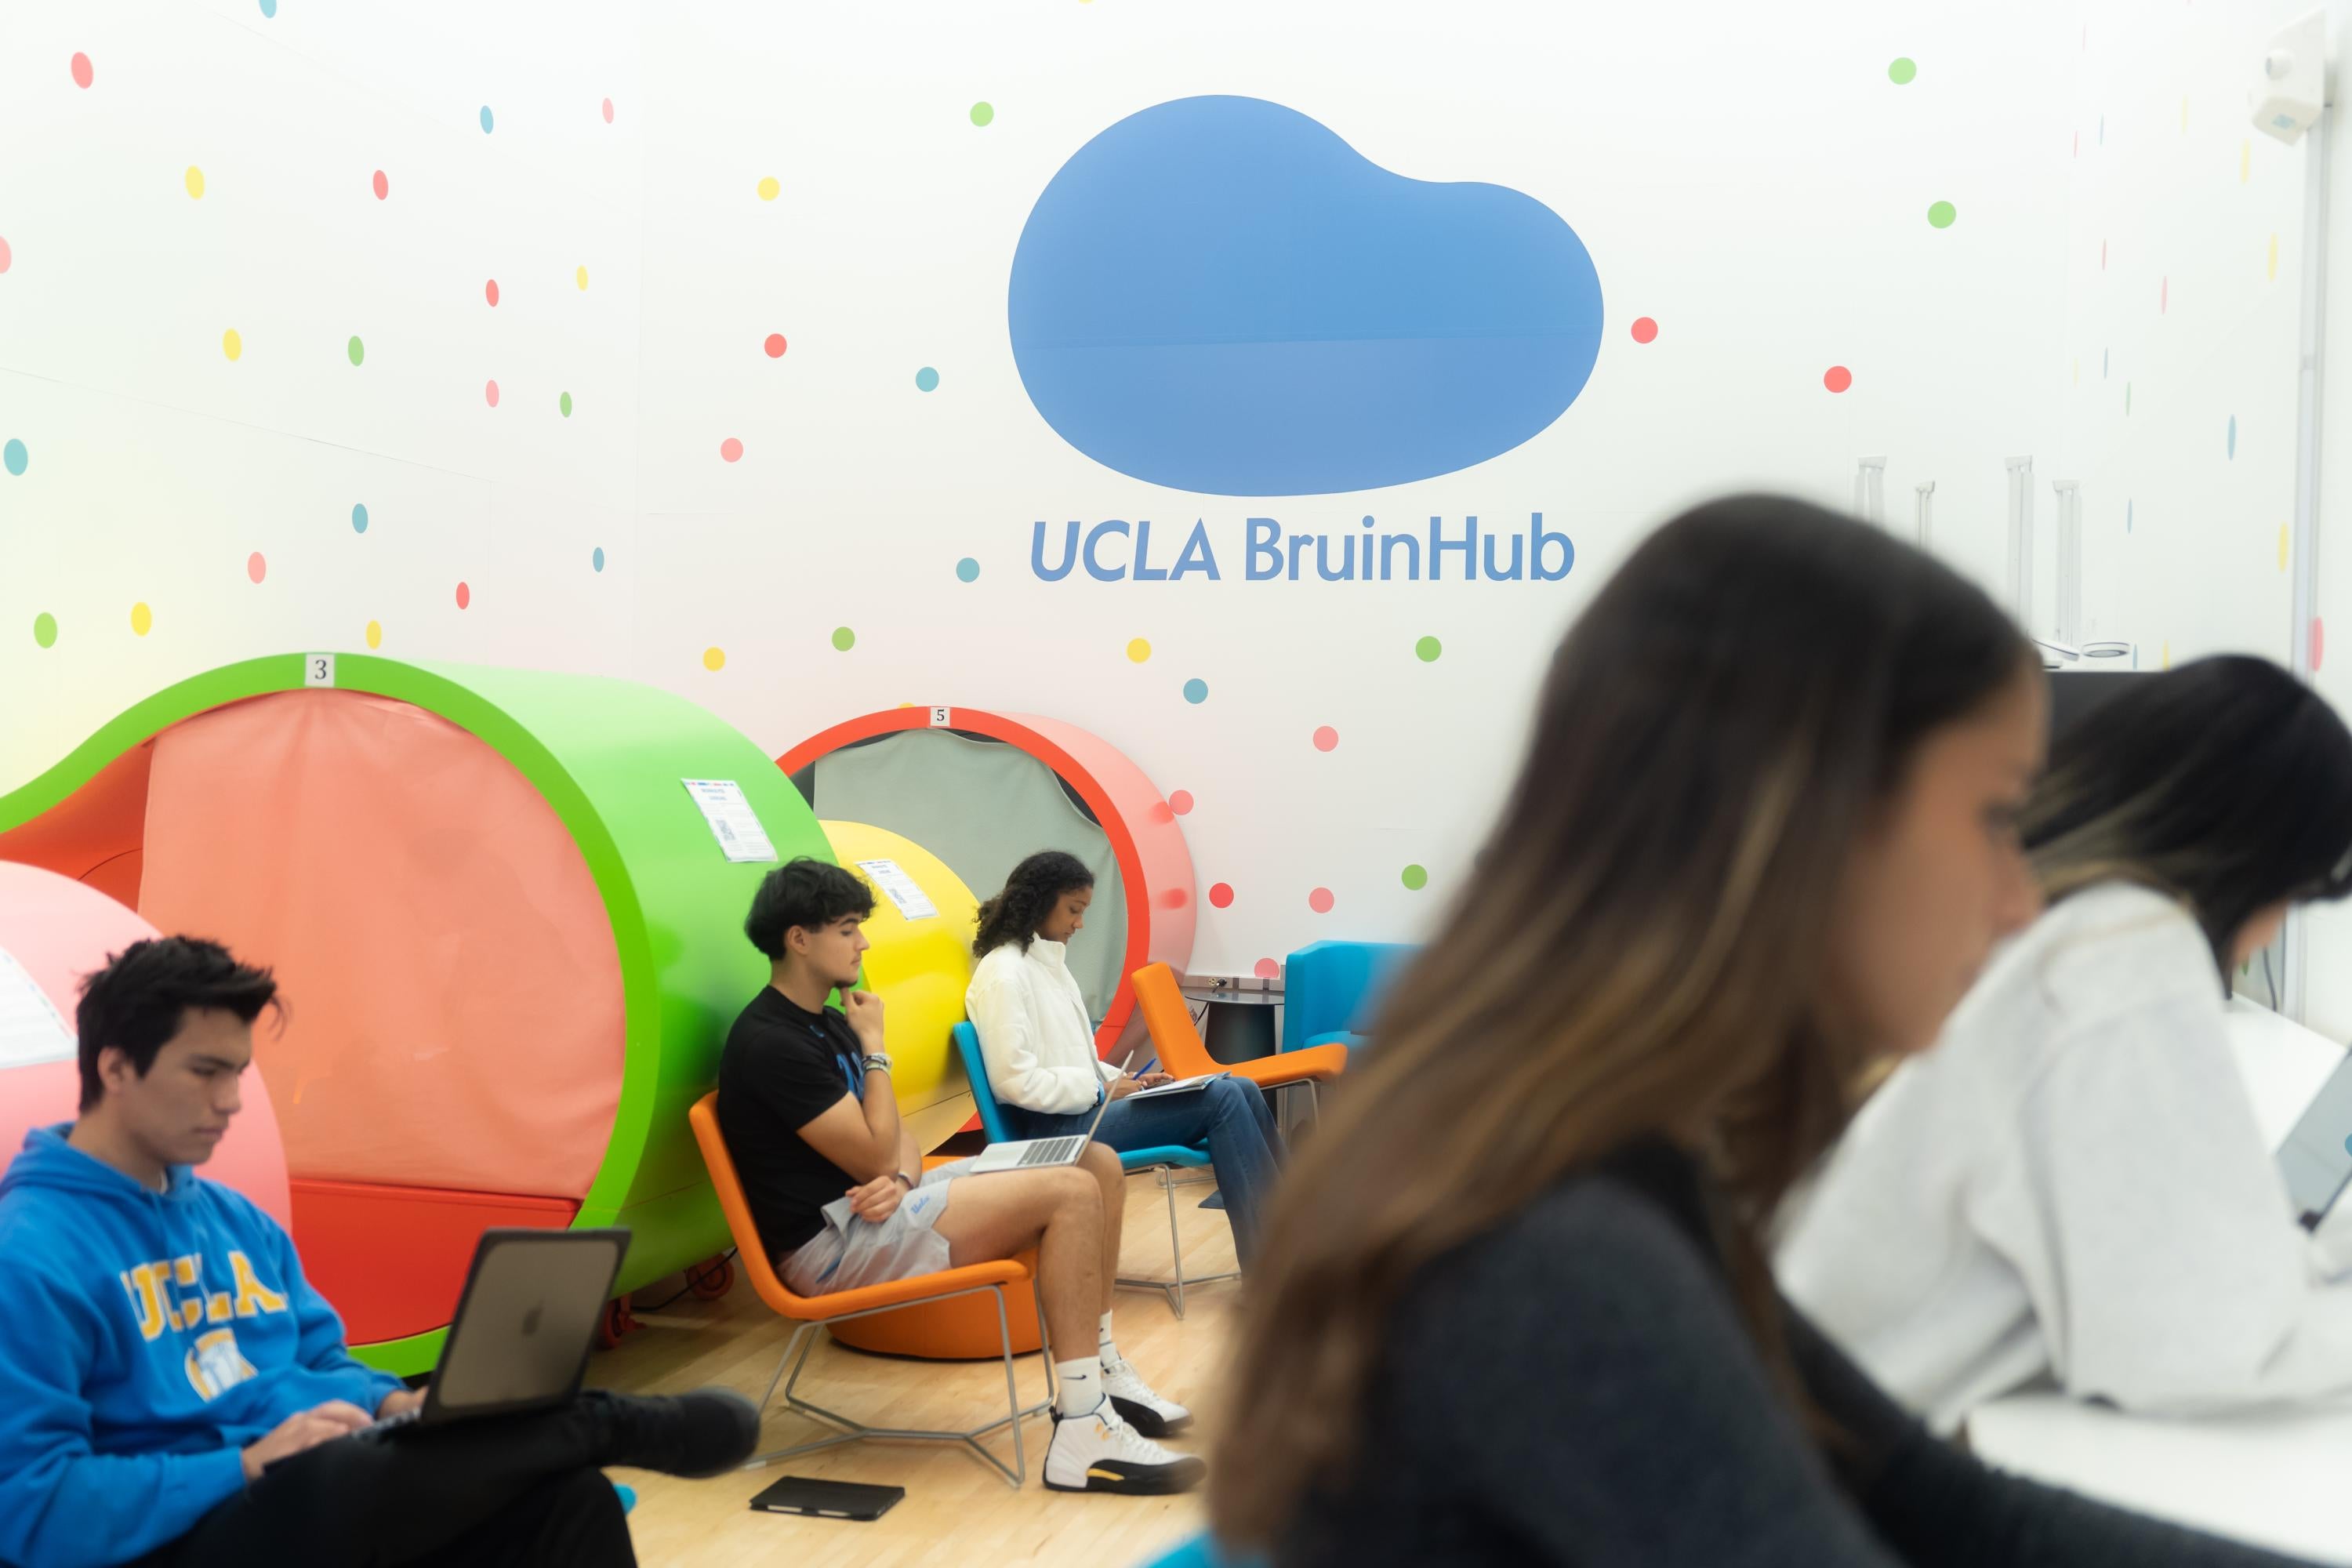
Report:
974,851,1095,956
77,938,279,1112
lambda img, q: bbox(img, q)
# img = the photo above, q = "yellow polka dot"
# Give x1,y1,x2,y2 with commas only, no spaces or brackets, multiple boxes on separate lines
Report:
703,646,727,671
756,176,780,201
2281,524,2292,572
2269,233,2280,281
896,700,915,708
130,602,152,637
1126,637,1151,663
365,619,383,650
2241,140,2252,183
222,328,242,361
184,166,205,199
575,265,588,291
2161,641,2172,670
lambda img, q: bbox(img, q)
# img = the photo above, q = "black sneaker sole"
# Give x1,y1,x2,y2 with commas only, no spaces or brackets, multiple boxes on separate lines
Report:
1043,1456,1208,1495
1109,1394,1194,1438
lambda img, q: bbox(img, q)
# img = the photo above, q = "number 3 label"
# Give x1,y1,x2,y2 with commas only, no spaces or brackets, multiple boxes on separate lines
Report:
305,654,336,688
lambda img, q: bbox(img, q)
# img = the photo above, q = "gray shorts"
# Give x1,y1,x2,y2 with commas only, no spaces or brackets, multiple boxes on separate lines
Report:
777,1158,976,1296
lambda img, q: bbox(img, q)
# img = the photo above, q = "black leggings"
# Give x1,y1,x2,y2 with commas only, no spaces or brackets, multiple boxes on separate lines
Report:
132,1400,634,1567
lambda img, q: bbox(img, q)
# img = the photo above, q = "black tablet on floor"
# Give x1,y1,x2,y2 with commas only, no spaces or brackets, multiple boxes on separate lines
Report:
749,1475,906,1521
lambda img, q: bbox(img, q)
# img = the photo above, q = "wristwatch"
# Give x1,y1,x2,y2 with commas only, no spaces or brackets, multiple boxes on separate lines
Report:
861,1052,894,1076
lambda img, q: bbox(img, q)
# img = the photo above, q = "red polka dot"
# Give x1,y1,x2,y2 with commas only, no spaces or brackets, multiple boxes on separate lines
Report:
1824,365,1853,394
1254,958,1280,980
70,53,93,89
485,279,499,307
1630,317,1658,344
372,169,389,201
1160,887,1189,909
245,552,266,585
455,581,471,610
764,333,788,358
484,379,500,407
1148,800,1174,825
2314,617,2327,672
601,98,615,124
1308,887,1334,913
719,437,743,463
1312,725,1338,752
1208,883,1234,909
1168,790,1194,815
0,238,12,274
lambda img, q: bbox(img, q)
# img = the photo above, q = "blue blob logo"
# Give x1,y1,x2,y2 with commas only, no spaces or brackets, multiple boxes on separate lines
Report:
1008,96,1605,496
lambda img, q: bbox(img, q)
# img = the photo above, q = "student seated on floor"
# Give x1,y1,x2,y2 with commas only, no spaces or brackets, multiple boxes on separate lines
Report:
715,857,1204,1495
965,850,1282,1268
0,937,757,1568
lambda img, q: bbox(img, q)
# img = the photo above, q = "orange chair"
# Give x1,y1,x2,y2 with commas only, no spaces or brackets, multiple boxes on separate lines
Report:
1131,963,1348,1114
686,1093,1054,1485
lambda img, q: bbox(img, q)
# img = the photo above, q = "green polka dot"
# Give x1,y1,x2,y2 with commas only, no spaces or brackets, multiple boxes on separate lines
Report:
559,391,573,417
1888,57,1916,85
1927,200,1956,229
831,626,855,652
1402,864,1428,891
1414,635,1443,662
347,336,365,366
32,612,56,649
970,102,994,126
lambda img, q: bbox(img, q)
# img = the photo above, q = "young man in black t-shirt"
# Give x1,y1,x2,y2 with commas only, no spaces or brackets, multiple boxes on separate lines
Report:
716,858,1203,1495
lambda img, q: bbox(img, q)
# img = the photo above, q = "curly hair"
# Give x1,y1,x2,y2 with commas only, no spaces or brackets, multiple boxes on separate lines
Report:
973,850,1095,956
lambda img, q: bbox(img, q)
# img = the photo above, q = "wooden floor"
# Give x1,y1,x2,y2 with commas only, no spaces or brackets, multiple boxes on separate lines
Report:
594,1174,1239,1568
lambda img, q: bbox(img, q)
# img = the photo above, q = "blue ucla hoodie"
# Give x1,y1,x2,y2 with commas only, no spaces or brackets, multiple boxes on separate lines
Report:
0,1125,405,1568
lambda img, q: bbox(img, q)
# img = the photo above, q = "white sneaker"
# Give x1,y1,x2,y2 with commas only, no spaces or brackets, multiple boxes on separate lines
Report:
1102,1356,1193,1436
1043,1399,1207,1494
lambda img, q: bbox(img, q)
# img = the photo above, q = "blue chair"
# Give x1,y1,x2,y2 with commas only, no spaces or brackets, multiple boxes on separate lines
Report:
954,1021,1238,1318
1134,1533,1263,1568
1280,940,1418,1055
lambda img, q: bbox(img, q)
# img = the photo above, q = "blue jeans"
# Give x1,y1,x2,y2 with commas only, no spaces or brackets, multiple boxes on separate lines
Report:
1000,1076,1282,1267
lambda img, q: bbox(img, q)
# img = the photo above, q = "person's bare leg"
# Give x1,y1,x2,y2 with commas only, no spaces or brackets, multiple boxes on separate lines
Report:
1079,1142,1126,1314
931,1167,1102,1358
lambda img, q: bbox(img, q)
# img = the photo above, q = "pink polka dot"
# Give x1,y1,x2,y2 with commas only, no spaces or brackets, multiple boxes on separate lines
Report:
246,552,267,584
1312,725,1338,752
2161,276,2169,313
1824,365,1853,394
70,53,93,89
2101,239,2107,270
1168,790,1194,815
484,279,499,307
0,237,12,274
1308,887,1334,914
372,169,389,201
1148,800,1174,825
764,333,788,358
1630,317,1658,344
456,581,471,610
719,437,743,463
1253,958,1280,980
2314,617,2327,672
484,379,500,407
1208,883,1234,909
1160,887,1189,909
601,98,615,124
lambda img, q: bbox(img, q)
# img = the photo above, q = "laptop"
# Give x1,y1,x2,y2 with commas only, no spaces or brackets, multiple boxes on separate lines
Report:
2278,1051,2352,1230
355,1227,630,1441
969,1046,1147,1174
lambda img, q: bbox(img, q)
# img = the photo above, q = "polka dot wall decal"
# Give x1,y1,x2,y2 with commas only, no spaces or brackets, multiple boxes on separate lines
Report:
601,98,615,124
592,546,605,572
2161,277,2168,313
185,167,205,199
485,279,499,307
1402,864,1429,891
2099,114,2104,146
559,391,572,416
2126,382,2132,414
1182,677,1208,703
1308,887,1335,914
2101,239,2107,270
1824,365,1853,393
456,582,470,609
1168,790,1194,815
246,552,267,584
2228,415,2237,458
1927,200,1956,228
34,612,57,648
970,102,995,126
2316,618,2328,672
485,379,499,407
479,106,494,133
0,236,12,273
719,437,742,462
1161,887,1189,909
1630,316,1658,343
2103,347,2109,378
2161,641,2171,670
703,647,726,671
2127,499,2133,532
130,602,152,637
2281,524,2290,571
259,0,276,15
575,265,588,291
347,336,364,366
757,176,780,201
71,53,93,89
956,557,979,582
832,626,856,652
3,439,24,476
2270,234,2280,281
365,619,383,649
372,170,388,201
1415,635,1443,662
222,329,242,361
764,333,787,358
1127,637,1151,662
1254,958,1280,980
1888,57,1916,85
1312,725,1338,752
1209,883,1234,909
915,367,940,391
350,503,368,533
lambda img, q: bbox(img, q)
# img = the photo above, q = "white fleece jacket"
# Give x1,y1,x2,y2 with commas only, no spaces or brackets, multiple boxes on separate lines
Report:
964,938,1119,1116
1777,881,2352,1435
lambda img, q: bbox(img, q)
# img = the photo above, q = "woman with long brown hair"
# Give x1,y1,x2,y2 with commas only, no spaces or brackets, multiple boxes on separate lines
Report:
1210,496,2319,1565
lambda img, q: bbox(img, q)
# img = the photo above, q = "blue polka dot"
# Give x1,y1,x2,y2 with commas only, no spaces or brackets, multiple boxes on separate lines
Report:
2,439,24,477
956,557,979,582
258,0,276,15
2102,347,2109,379
2228,415,2238,459
2127,500,2134,533
592,546,606,572
1182,678,1208,704
479,106,495,134
914,367,939,392
350,503,368,534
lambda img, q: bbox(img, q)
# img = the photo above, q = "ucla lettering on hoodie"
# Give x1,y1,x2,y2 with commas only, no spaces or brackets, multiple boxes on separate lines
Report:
0,1123,404,1568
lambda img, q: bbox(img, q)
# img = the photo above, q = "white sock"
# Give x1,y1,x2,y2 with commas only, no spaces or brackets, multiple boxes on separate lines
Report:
1098,1311,1120,1366
1055,1356,1104,1419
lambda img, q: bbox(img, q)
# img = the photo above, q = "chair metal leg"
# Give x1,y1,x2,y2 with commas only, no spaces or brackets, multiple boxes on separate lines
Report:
1114,1164,1239,1318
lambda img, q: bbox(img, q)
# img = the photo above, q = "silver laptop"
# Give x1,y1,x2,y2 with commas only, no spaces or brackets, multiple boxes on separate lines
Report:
970,1049,1136,1174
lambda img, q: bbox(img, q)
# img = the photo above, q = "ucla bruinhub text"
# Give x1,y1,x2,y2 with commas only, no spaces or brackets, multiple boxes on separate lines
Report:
1029,515,1574,583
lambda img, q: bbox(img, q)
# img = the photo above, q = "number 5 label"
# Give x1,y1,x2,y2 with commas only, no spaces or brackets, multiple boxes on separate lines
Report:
928,706,951,728
304,654,336,688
